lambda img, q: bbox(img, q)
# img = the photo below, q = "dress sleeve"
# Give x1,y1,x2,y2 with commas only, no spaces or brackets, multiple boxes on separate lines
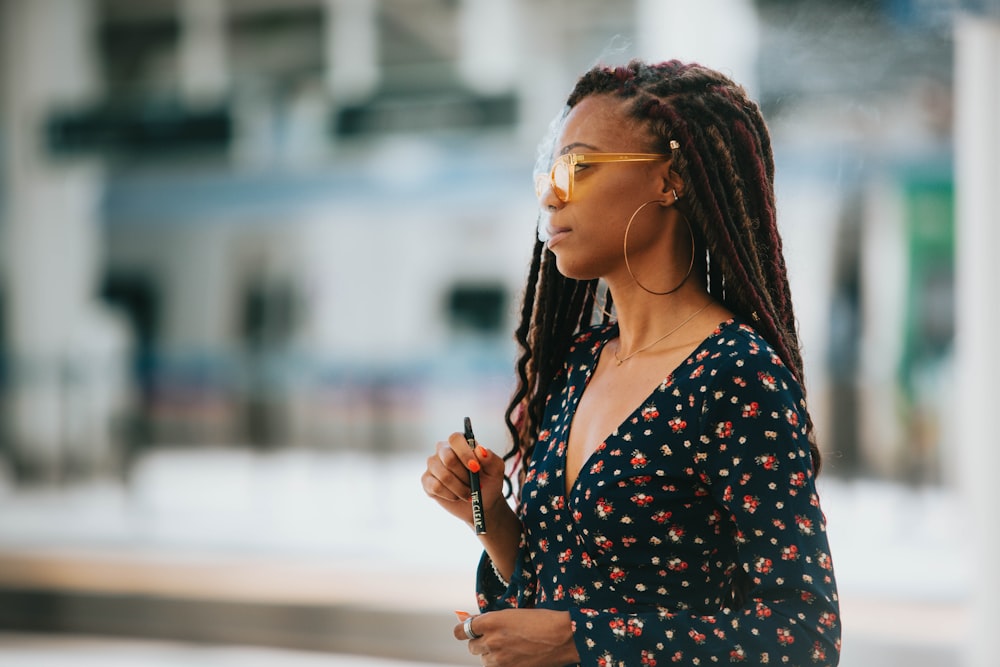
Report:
474,532,537,612
567,349,841,666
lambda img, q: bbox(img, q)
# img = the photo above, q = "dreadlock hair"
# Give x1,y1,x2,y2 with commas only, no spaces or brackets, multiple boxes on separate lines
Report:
503,59,820,499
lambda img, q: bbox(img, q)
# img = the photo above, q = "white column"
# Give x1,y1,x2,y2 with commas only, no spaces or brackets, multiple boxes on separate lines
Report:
636,0,759,95
458,0,516,94
324,0,379,103
1,0,125,479
512,0,573,149
954,15,1000,667
178,0,229,107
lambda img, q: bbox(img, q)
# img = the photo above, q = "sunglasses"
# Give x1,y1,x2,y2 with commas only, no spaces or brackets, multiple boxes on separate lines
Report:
534,142,679,203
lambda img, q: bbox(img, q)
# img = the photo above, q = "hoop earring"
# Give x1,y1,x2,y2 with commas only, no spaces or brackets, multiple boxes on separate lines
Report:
623,199,696,296
588,280,616,322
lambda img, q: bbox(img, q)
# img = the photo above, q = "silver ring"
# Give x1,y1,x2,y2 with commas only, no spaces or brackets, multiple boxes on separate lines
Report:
463,616,482,640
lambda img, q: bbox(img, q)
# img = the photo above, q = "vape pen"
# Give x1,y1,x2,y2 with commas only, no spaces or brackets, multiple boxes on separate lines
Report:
464,416,487,535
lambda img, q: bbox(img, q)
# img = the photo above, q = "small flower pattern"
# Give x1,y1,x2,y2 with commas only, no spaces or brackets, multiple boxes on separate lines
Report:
476,319,841,666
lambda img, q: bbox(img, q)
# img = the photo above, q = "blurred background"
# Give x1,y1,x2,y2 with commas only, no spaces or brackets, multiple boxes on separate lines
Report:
0,0,996,665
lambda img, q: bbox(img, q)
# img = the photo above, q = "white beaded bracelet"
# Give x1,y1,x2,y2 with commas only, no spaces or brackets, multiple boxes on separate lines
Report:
490,559,510,587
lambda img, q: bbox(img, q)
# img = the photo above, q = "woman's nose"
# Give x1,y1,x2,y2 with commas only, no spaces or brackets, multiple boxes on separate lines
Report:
537,179,566,211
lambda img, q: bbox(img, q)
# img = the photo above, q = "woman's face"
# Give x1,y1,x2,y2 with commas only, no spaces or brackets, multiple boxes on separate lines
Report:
538,95,672,282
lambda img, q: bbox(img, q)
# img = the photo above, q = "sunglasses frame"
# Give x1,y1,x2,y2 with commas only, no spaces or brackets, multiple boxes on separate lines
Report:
534,151,672,202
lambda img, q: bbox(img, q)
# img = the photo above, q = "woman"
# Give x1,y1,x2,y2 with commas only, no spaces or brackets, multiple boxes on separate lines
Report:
422,60,841,667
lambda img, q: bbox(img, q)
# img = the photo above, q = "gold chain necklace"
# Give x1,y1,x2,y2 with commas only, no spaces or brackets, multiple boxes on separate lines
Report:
613,301,712,366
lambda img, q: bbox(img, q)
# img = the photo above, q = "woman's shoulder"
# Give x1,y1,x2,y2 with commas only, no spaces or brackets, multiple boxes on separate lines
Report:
694,319,805,409
698,319,799,384
701,318,780,361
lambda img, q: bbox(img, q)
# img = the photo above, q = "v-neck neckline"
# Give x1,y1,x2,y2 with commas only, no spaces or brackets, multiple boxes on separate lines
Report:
560,318,737,498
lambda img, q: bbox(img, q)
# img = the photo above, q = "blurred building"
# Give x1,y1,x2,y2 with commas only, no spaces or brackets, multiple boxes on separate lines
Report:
0,0,959,484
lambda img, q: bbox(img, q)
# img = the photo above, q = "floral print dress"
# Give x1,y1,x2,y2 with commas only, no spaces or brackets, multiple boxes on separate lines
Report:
476,319,841,666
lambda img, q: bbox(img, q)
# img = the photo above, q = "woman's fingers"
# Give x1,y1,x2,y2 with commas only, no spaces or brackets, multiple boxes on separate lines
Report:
452,609,578,666
446,431,478,467
446,432,505,485
424,431,509,533
453,612,484,642
422,441,472,501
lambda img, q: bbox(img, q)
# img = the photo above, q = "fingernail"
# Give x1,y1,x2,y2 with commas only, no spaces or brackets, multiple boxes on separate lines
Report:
455,610,471,621
467,459,481,473
476,445,489,459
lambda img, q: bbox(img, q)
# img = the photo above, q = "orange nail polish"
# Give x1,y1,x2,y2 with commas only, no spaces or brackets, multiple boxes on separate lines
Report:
476,445,489,459
455,610,471,621
467,459,481,473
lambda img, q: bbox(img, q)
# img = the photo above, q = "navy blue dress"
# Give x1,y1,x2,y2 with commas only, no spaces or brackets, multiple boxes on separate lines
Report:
476,319,841,666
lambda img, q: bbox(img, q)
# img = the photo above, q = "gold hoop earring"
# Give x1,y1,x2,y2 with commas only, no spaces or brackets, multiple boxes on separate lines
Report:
623,199,696,296
587,281,616,322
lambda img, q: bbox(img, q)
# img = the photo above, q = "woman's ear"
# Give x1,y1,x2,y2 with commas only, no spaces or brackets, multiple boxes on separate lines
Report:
658,164,685,204
656,160,684,206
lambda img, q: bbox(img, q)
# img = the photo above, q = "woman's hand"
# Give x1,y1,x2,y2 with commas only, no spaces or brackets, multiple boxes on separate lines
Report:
421,432,507,529
454,609,579,667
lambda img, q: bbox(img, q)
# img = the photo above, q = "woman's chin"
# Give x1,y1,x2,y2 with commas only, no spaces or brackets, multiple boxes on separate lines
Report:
551,254,602,282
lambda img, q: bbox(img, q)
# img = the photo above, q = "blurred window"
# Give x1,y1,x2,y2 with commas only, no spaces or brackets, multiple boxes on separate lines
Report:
228,5,324,87
378,0,460,92
98,10,180,97
446,283,508,336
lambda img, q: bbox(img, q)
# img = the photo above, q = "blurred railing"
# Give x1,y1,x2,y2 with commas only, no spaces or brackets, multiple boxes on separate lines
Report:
0,343,515,484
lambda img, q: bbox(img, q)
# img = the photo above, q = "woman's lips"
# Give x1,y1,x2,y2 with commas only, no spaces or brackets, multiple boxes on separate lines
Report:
545,225,571,247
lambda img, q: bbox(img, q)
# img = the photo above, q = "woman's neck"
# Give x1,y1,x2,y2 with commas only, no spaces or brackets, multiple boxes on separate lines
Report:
606,276,717,356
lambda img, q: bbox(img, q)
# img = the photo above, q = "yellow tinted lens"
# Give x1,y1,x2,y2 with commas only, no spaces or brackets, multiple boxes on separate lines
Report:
551,159,571,201
534,173,548,198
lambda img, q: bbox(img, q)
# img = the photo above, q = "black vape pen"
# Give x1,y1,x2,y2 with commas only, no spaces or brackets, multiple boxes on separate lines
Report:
464,416,487,535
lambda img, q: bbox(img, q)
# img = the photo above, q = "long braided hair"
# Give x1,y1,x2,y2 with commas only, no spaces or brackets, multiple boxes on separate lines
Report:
503,59,820,499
